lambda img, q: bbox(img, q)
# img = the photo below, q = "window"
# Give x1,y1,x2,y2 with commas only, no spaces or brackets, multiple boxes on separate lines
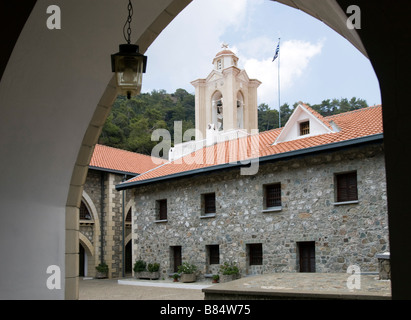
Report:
202,193,216,215
300,121,310,135
80,201,92,220
217,59,222,70
265,183,281,208
171,246,182,273
207,245,220,265
125,208,131,223
157,199,167,220
336,171,358,202
248,243,263,265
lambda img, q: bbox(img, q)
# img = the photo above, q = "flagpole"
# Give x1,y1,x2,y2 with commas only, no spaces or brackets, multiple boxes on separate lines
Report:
278,37,281,128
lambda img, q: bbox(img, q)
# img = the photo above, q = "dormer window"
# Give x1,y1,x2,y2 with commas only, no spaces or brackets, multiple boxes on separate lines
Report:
300,121,310,136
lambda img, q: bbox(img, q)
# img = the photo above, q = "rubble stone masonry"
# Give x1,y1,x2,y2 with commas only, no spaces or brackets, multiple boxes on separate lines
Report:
132,143,389,279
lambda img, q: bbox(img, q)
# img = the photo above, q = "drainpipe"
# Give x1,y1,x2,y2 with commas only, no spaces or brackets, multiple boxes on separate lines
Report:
100,171,105,265
122,174,126,278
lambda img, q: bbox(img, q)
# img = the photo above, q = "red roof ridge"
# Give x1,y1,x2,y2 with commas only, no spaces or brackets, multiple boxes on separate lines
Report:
90,144,166,175
94,144,161,160
325,104,382,120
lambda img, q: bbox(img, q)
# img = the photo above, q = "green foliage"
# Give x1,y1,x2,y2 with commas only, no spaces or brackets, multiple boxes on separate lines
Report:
220,262,239,275
99,90,369,156
177,262,198,274
147,263,160,272
95,262,109,273
133,260,147,272
98,88,195,156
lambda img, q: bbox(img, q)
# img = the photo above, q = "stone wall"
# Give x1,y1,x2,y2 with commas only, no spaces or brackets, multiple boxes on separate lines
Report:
132,144,389,279
80,169,133,278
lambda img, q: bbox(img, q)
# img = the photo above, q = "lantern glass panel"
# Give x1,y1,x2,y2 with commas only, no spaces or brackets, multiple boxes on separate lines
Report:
114,55,144,95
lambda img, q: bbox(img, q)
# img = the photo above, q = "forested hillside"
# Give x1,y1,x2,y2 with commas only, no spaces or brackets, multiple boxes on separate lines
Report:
98,89,369,155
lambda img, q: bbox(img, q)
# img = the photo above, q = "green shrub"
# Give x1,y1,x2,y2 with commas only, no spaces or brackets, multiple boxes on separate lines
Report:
177,262,197,274
133,260,147,272
147,262,160,272
95,262,109,273
220,262,239,275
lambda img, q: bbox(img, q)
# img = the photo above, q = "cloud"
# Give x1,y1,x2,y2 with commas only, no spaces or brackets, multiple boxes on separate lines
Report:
240,39,324,107
143,0,248,93
142,0,323,108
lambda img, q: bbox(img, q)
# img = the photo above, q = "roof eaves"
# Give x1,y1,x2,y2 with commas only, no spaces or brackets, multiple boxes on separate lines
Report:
88,166,140,177
115,133,383,191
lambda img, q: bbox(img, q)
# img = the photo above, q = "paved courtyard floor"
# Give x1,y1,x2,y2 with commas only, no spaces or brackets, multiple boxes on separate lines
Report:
79,273,391,300
79,277,208,300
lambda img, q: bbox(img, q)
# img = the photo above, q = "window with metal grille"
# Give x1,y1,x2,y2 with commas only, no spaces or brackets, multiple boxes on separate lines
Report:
207,245,220,265
157,199,167,220
336,171,358,202
125,208,132,222
265,183,281,208
203,193,216,214
248,243,263,265
300,121,310,135
80,201,91,220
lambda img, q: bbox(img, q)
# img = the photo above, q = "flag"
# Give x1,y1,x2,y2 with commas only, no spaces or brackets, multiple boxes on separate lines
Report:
272,40,280,62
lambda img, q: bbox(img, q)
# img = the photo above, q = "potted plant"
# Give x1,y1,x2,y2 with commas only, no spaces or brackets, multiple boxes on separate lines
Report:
133,259,147,279
95,262,108,279
212,274,220,283
177,262,198,283
147,262,160,280
134,260,160,280
219,262,240,283
172,273,180,282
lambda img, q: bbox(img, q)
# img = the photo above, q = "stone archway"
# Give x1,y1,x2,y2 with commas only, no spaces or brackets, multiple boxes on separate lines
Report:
78,233,95,278
1,0,410,300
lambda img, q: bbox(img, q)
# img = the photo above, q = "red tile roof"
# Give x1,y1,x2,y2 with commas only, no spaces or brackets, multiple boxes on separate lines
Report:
90,144,166,175
120,105,383,186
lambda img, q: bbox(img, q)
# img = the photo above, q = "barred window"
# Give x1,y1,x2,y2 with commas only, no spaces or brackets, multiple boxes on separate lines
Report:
248,243,263,265
336,171,358,202
207,245,220,265
125,208,132,223
203,193,216,214
80,201,92,220
300,121,310,135
265,183,281,208
157,199,167,220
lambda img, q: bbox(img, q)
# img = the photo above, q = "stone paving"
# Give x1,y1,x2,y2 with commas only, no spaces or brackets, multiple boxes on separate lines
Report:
203,273,392,300
79,277,207,300
79,273,391,300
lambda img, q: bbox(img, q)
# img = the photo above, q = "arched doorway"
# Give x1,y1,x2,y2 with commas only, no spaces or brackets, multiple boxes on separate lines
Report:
125,241,132,275
79,244,86,277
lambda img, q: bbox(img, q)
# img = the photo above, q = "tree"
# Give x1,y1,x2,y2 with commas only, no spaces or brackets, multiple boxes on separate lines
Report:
98,92,369,156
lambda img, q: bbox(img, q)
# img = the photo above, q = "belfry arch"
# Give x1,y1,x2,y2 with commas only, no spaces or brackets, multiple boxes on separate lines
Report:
0,0,410,300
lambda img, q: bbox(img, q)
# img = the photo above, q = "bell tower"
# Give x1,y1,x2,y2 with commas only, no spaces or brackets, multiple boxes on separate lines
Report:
191,44,261,141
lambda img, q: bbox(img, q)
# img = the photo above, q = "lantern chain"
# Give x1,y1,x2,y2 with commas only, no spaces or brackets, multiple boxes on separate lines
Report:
123,0,133,44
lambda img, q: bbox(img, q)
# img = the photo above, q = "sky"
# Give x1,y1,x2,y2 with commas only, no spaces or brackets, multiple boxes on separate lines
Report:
141,0,381,110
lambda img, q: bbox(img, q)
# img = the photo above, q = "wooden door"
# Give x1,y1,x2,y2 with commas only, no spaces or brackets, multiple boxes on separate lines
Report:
79,244,85,277
125,241,132,274
299,241,315,272
173,246,182,272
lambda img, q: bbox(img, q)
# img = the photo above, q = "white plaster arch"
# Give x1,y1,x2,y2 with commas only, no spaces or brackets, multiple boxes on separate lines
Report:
9,0,411,301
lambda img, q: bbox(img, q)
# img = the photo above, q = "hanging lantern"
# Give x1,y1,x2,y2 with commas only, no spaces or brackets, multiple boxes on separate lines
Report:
111,44,147,99
111,0,147,99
